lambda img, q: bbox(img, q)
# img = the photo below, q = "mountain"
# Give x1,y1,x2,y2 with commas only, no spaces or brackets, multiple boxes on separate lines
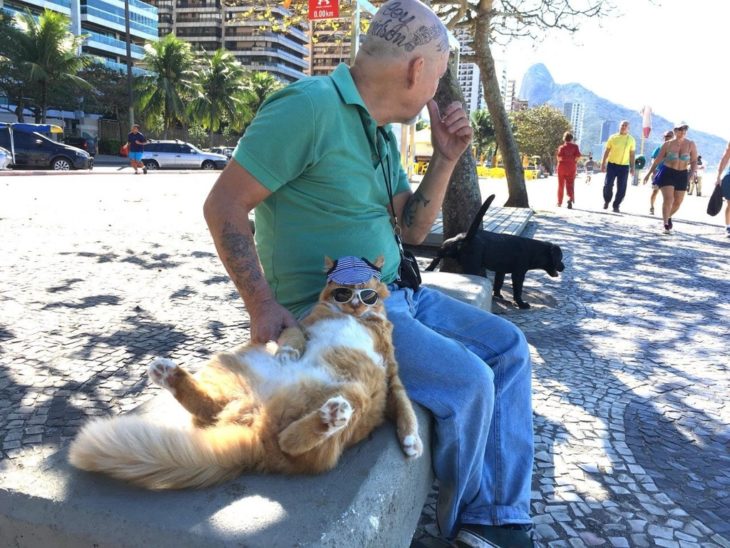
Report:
518,63,726,167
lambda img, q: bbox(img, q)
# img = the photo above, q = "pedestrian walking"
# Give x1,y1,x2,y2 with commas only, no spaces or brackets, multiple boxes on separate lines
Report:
643,121,697,234
556,131,581,208
600,120,636,213
202,1,534,546
644,129,674,215
688,155,704,196
584,154,595,184
127,124,149,175
714,140,730,237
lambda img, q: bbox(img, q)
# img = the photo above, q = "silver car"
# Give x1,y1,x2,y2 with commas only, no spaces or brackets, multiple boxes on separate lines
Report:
141,140,228,170
0,146,11,170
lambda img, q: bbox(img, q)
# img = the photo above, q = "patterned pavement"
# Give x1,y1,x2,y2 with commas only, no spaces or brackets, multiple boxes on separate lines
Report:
1,174,729,547
413,189,730,547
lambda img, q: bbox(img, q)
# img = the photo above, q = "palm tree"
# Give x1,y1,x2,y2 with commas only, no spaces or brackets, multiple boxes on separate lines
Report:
188,49,250,146
136,34,199,138
471,109,496,165
241,71,283,129
12,9,89,123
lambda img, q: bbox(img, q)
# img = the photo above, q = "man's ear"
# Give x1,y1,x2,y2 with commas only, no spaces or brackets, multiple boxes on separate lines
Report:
407,56,425,89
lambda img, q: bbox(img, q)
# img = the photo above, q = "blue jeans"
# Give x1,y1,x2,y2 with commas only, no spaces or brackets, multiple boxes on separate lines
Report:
602,162,630,208
385,285,533,538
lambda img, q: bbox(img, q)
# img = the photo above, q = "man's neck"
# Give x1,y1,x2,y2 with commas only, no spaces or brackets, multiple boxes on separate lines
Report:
350,63,392,127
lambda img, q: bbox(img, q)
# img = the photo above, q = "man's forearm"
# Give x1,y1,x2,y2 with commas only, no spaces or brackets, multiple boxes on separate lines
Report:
401,153,457,243
208,216,275,312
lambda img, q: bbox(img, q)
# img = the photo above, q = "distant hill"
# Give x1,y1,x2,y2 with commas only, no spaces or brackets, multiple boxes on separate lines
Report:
518,63,726,167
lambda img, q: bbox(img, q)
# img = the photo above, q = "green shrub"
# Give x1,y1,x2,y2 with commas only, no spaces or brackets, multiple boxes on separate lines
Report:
99,139,121,155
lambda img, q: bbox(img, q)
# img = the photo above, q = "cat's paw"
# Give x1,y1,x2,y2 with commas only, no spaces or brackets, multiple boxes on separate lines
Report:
276,345,300,363
319,396,352,435
401,431,424,459
148,357,178,393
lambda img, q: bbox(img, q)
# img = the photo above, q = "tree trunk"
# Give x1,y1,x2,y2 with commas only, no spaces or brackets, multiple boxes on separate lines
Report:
433,61,481,273
472,11,529,208
40,81,48,124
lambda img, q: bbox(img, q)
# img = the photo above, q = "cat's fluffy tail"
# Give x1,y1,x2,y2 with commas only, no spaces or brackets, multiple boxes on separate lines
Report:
68,415,263,489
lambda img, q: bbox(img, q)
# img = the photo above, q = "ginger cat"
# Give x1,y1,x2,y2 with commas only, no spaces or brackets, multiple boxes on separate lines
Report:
68,256,422,489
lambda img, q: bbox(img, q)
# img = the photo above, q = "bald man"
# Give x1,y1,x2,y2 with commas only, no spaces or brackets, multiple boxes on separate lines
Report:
204,1,534,545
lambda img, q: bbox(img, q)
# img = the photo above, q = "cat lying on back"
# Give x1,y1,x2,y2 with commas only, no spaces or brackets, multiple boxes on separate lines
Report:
69,255,423,490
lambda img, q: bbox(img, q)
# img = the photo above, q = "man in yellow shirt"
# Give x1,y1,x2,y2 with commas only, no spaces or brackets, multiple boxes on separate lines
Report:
600,120,636,213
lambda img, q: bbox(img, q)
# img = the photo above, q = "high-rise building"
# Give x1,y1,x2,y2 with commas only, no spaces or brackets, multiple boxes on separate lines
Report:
502,77,516,113
454,29,484,114
563,102,585,146
149,1,309,83
1,0,157,75
601,120,617,143
309,19,353,76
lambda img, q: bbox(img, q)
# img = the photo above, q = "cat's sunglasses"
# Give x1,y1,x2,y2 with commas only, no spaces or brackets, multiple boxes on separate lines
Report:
331,287,379,306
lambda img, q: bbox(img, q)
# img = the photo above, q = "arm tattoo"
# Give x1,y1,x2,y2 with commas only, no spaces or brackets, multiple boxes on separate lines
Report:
402,190,431,228
220,221,264,295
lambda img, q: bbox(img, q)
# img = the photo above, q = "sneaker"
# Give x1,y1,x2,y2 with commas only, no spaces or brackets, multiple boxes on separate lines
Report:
668,218,673,230
567,200,573,209
613,206,620,213
664,223,672,235
649,206,654,215
143,165,148,174
603,202,609,210
726,227,730,238
454,524,535,548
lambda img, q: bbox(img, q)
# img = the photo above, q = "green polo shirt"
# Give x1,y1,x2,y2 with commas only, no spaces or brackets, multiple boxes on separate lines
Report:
232,63,410,316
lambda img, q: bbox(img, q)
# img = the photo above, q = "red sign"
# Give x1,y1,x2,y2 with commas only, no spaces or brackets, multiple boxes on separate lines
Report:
308,0,339,20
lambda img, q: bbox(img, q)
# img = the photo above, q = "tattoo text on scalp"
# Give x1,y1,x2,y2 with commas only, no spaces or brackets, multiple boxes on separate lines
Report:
371,1,447,52
221,221,263,292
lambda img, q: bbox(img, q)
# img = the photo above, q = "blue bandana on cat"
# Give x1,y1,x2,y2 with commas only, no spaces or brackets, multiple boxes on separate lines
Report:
326,256,381,285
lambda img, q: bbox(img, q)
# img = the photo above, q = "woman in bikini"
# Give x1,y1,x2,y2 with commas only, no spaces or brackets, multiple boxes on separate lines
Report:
643,121,698,234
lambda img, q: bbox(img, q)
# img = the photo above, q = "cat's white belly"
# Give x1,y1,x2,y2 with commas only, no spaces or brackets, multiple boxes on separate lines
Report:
240,317,382,401
304,316,383,367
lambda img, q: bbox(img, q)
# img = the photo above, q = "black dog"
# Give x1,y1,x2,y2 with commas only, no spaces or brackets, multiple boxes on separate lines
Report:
425,194,565,309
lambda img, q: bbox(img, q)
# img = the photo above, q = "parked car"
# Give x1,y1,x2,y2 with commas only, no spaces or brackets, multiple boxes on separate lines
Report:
0,126,93,170
141,140,228,170
63,135,97,156
0,146,11,170
210,146,235,159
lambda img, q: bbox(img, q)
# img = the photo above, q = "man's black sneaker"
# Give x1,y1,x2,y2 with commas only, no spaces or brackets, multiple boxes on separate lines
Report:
454,524,535,548
668,217,673,229
613,206,620,213
603,202,609,210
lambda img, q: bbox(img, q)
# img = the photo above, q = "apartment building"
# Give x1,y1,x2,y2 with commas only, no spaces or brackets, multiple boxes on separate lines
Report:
149,1,309,83
1,0,157,74
454,29,484,114
563,102,585,147
309,18,352,76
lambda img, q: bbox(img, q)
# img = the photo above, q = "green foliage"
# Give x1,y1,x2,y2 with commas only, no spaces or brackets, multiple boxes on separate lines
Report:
470,109,496,161
99,138,121,155
2,9,90,122
187,49,249,143
187,124,208,148
135,34,200,137
510,105,571,173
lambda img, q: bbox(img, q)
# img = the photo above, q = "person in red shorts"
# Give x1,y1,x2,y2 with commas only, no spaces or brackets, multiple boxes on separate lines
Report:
556,131,582,208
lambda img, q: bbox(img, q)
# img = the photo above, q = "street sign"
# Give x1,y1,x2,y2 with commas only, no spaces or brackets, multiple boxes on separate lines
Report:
308,0,339,20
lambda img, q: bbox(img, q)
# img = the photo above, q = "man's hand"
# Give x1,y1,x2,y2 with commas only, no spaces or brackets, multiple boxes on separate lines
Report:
247,298,298,345
426,100,472,162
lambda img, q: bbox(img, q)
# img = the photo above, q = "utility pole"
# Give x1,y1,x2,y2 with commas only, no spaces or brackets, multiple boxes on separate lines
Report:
124,0,135,128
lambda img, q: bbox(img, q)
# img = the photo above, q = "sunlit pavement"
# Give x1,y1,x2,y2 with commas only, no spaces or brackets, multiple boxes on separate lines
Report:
414,175,730,547
1,172,729,547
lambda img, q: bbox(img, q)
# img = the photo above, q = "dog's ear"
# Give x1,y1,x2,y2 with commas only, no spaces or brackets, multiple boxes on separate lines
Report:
464,194,496,242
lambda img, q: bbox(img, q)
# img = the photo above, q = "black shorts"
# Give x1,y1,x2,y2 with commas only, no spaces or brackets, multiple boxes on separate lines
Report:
656,166,689,191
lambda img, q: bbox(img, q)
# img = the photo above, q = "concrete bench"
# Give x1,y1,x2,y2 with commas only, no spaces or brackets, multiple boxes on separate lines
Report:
0,207,532,548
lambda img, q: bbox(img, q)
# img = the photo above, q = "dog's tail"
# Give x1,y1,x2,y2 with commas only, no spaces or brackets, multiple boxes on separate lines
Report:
68,416,264,489
464,194,496,242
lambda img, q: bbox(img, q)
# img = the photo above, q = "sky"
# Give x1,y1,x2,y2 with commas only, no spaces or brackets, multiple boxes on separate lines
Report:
494,0,728,140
